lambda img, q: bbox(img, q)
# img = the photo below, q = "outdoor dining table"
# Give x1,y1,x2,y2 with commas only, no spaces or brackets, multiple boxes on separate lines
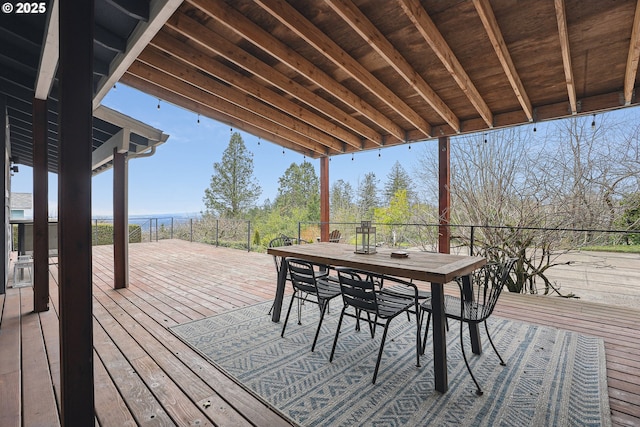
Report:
267,242,486,393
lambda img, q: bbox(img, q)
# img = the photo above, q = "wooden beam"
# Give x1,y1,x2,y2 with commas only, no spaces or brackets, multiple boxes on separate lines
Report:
93,0,182,108
163,15,384,146
58,0,95,423
113,149,128,289
398,0,494,128
32,98,49,312
131,53,344,153
34,0,58,100
148,35,363,149
438,136,450,254
624,0,640,105
105,0,149,21
554,0,577,114
121,70,327,156
258,0,434,137
188,0,407,143
320,156,329,242
473,0,533,122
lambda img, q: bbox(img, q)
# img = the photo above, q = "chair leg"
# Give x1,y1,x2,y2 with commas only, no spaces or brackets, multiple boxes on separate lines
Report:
281,293,296,338
460,320,483,396
372,320,392,384
484,321,506,366
311,299,329,352
420,312,431,356
330,308,347,362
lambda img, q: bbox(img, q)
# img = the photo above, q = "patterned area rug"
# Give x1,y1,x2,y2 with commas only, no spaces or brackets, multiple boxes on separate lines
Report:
170,301,611,427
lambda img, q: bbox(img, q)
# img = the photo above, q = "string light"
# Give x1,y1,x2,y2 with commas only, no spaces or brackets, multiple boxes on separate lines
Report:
351,152,354,161
408,144,411,150
591,114,596,129
157,99,160,110
257,137,261,146
484,132,487,143
378,148,381,158
197,114,200,124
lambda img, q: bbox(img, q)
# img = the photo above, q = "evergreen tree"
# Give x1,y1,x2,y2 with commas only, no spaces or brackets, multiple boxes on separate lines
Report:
203,132,261,218
357,172,379,220
384,161,415,204
275,161,320,221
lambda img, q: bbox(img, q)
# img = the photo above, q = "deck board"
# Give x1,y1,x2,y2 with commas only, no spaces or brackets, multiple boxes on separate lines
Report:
1,239,639,426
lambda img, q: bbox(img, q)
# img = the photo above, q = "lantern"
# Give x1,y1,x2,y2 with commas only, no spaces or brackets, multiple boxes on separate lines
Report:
355,220,377,254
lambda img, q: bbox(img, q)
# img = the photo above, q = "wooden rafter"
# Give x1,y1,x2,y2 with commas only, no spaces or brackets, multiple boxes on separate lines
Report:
397,0,494,128
554,0,577,114
257,0,433,137
323,0,458,133
125,62,333,156
150,32,361,150
625,0,640,105
133,52,345,153
162,14,382,147
187,0,406,143
123,72,318,157
473,0,533,122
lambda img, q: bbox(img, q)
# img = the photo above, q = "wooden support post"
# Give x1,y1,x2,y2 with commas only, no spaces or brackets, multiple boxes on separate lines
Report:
1,95,6,295
113,148,128,288
438,136,451,254
33,98,49,312
58,0,95,424
320,156,329,242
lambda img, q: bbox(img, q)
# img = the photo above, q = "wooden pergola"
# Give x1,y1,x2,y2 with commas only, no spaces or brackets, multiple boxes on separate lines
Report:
3,0,640,424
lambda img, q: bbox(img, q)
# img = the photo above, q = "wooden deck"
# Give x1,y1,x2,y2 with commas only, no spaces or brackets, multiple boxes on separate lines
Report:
1,239,638,426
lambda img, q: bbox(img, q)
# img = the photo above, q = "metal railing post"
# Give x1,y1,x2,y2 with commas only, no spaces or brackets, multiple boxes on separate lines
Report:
216,219,219,246
190,218,193,242
298,222,301,241
470,225,475,256
247,220,251,252
171,217,174,239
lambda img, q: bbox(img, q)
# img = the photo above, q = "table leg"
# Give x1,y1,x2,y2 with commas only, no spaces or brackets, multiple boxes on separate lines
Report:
431,282,448,393
271,258,288,322
461,274,482,355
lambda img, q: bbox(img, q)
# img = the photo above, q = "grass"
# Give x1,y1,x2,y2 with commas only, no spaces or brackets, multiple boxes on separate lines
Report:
581,244,640,254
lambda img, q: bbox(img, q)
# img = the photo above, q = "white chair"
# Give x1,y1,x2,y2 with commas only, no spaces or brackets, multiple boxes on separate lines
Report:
13,255,33,287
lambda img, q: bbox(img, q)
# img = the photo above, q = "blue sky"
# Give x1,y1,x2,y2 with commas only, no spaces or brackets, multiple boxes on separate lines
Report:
10,84,438,217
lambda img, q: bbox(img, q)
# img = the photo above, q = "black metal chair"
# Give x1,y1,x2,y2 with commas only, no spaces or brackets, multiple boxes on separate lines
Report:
281,258,342,352
420,257,518,395
330,268,421,384
267,235,314,316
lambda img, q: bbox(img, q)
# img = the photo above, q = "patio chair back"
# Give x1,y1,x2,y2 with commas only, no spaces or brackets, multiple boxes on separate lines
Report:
281,258,341,352
331,267,421,383
456,257,518,323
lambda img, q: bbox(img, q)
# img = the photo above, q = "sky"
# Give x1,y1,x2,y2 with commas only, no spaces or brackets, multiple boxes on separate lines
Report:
10,84,639,218
9,84,442,217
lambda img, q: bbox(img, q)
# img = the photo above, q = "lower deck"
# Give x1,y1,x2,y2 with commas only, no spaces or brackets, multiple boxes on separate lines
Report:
0,240,638,426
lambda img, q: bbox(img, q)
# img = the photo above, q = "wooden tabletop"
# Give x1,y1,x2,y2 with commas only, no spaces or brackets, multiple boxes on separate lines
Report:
268,243,485,283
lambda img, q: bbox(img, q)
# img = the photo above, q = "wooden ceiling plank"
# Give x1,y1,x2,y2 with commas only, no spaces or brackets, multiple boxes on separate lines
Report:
121,71,325,157
165,14,382,147
150,32,362,149
129,58,341,154
258,0,433,137
473,0,533,122
554,0,577,115
397,0,494,128
187,0,406,143
624,0,640,105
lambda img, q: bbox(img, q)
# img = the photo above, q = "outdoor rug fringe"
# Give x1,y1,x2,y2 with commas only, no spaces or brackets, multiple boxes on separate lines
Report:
170,300,611,427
